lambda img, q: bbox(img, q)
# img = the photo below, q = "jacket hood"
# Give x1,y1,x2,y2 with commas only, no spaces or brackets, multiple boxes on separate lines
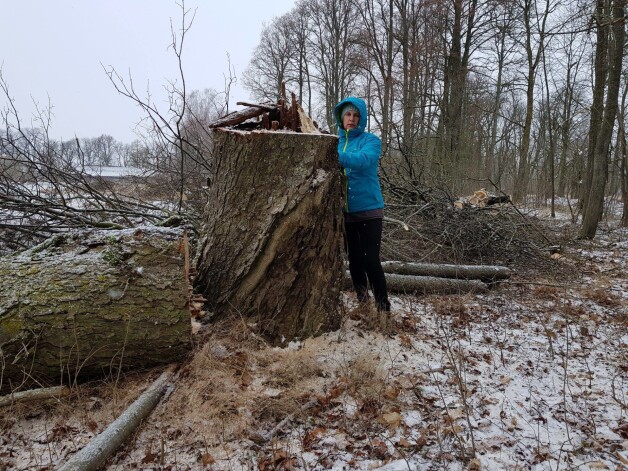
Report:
334,97,368,136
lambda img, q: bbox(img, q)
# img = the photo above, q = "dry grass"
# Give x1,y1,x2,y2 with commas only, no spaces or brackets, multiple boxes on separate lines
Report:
144,317,351,446
339,352,388,405
347,301,394,334
583,288,624,308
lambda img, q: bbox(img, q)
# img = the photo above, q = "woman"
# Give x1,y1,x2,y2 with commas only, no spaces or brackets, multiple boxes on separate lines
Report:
334,97,390,312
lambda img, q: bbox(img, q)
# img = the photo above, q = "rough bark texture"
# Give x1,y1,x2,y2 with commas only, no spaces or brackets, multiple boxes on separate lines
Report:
0,228,191,392
582,0,625,238
195,129,343,343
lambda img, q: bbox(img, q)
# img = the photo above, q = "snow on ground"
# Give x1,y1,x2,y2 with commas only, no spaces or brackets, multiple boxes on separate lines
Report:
1,216,626,470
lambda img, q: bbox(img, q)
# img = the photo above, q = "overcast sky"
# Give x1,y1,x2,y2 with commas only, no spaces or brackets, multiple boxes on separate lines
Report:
0,0,296,143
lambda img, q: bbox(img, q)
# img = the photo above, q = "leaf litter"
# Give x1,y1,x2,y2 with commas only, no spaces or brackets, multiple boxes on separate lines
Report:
0,212,626,470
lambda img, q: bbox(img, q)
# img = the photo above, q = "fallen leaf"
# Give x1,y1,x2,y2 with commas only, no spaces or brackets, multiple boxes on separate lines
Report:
201,453,215,465
141,448,158,464
588,462,609,469
613,422,628,439
499,375,512,385
468,458,481,470
302,426,326,451
399,333,413,347
446,407,465,420
397,437,411,448
383,386,400,400
443,424,464,436
614,451,628,466
370,439,388,459
240,370,253,388
380,412,403,430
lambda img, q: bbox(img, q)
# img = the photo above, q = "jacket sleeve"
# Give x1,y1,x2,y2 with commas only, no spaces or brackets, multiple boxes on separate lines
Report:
338,133,382,170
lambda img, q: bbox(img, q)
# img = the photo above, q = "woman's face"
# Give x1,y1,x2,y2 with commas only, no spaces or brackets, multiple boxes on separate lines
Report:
343,110,360,130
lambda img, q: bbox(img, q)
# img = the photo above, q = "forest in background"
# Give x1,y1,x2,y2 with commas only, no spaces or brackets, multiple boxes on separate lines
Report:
1,0,627,255
243,0,628,234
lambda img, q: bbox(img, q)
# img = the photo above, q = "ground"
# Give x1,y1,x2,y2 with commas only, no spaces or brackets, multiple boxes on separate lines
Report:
0,211,626,471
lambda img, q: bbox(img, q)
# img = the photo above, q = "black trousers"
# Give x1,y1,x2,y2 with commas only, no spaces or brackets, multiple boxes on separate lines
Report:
344,218,390,311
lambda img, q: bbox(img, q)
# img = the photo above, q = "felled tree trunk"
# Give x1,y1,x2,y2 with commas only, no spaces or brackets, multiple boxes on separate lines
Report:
383,273,488,294
195,129,343,343
0,228,191,392
381,261,511,282
344,272,488,295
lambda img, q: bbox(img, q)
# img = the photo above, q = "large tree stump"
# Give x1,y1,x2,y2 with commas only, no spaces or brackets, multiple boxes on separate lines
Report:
0,228,191,392
195,129,343,343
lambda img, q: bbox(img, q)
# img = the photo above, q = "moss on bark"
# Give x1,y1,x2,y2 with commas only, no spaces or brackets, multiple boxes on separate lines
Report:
0,227,191,392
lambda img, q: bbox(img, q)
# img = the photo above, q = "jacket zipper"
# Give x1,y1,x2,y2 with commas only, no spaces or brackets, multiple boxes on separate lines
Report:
343,129,349,212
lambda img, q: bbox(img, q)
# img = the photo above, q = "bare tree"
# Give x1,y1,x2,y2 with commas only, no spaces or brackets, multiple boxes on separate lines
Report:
242,16,298,102
354,0,395,155
511,0,554,203
0,69,167,253
306,0,360,130
103,0,215,215
438,0,480,180
581,0,625,238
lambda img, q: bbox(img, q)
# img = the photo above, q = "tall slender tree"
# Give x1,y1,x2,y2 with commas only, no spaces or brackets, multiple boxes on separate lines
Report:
581,0,626,238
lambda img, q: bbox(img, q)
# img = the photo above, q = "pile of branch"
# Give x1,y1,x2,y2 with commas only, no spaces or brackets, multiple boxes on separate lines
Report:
380,192,556,273
208,83,319,133
0,149,171,254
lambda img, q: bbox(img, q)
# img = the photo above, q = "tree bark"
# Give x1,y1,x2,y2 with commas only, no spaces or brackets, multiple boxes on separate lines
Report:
0,228,191,392
345,272,488,295
0,385,70,407
381,261,511,282
512,0,551,203
59,368,173,471
195,129,344,343
581,0,625,238
582,0,610,217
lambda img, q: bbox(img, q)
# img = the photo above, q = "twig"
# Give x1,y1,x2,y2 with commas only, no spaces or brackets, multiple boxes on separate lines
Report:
0,385,70,407
250,398,319,443
504,281,573,288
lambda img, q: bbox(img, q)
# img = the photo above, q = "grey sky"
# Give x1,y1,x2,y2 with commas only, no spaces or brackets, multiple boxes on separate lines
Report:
1,0,295,143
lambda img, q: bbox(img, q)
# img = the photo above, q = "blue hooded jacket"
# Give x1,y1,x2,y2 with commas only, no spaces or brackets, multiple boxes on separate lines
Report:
334,97,384,214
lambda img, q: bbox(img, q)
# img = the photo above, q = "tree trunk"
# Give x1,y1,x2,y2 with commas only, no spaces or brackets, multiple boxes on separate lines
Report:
0,228,192,392
582,0,610,218
622,140,628,226
582,0,625,238
59,368,173,471
512,0,552,203
345,272,488,295
195,129,343,343
381,261,511,282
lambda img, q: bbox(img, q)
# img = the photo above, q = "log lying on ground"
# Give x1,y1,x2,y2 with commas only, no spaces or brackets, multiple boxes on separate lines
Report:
0,385,70,408
195,128,343,343
381,261,511,282
0,228,191,392
345,272,488,295
59,368,173,471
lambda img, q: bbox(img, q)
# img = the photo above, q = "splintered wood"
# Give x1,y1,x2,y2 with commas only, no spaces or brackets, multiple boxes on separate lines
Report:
208,84,319,133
